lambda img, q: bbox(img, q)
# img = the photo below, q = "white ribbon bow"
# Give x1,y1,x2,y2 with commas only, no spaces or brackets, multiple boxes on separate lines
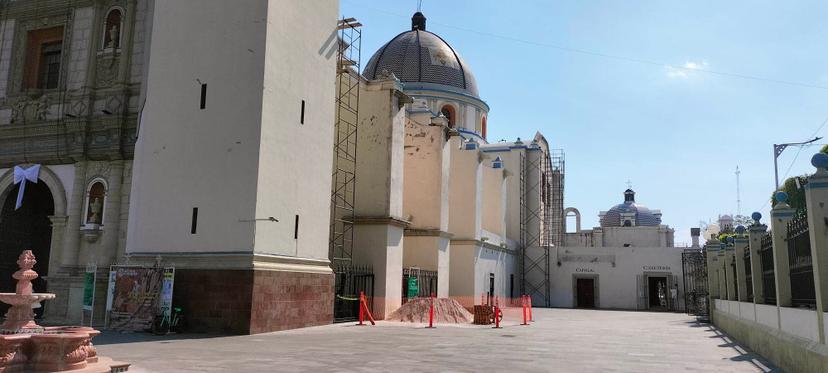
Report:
13,164,40,210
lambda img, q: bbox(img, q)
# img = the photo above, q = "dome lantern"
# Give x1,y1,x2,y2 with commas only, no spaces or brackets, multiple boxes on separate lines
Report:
412,12,426,31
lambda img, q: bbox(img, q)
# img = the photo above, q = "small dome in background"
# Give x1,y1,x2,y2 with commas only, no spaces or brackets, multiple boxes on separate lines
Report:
600,189,663,228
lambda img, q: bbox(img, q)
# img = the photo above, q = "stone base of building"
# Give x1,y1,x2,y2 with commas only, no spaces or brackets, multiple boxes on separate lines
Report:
173,269,334,335
713,309,828,373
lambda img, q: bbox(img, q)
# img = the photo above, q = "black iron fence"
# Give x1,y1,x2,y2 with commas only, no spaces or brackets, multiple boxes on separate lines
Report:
333,265,374,323
402,268,438,304
787,210,816,307
760,232,776,305
744,249,753,302
681,250,709,318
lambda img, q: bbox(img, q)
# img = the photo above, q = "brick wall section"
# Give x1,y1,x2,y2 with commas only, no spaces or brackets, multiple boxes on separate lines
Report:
249,271,334,334
172,269,253,334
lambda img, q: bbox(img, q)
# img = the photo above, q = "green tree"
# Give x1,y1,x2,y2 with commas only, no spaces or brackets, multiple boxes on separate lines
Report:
771,175,807,210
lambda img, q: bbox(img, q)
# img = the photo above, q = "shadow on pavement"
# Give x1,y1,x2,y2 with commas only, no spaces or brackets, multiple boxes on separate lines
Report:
93,330,228,346
685,320,782,373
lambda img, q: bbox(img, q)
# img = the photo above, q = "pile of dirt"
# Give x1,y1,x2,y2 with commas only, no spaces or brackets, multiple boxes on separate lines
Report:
388,298,473,324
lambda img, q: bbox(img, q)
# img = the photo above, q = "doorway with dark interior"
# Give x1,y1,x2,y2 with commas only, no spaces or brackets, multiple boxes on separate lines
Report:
576,277,596,308
648,276,668,310
0,181,54,318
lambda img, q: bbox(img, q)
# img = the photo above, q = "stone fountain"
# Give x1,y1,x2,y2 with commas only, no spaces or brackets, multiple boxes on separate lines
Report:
0,250,129,372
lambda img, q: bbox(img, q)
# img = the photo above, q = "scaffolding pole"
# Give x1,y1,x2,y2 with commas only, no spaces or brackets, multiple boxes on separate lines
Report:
520,147,565,307
329,18,362,266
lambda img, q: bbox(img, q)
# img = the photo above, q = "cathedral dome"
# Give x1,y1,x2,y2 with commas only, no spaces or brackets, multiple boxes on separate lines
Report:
363,12,479,98
600,189,663,228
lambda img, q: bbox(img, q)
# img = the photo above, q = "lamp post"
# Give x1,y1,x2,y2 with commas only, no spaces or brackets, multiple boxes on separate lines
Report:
774,137,822,190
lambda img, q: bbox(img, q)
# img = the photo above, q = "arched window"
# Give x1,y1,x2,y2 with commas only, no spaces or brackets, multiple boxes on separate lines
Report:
440,105,456,128
83,180,107,226
481,116,487,139
102,8,123,50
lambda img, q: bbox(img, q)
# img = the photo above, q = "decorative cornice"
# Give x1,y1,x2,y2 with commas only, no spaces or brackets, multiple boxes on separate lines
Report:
124,251,332,274
404,228,454,239
353,216,411,229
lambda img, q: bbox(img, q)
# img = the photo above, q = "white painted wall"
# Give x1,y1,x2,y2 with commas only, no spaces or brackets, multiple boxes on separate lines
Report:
481,166,504,237
780,307,820,342
128,0,337,259
403,121,448,229
447,137,481,240
549,246,685,310
253,0,337,259
474,246,518,302
756,303,779,330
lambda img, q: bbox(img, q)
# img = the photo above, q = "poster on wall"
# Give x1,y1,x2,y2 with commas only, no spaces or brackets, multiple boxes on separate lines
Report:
82,267,96,327
106,266,169,332
158,268,175,318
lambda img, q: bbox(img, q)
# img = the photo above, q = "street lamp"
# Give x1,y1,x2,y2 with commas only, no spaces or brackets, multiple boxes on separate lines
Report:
774,137,822,190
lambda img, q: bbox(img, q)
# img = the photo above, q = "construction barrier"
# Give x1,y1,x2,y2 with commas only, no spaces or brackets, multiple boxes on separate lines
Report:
492,297,502,329
357,291,376,326
426,293,436,328
521,295,529,326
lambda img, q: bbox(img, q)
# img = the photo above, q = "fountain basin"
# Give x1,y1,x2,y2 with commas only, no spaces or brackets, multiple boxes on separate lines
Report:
0,293,55,306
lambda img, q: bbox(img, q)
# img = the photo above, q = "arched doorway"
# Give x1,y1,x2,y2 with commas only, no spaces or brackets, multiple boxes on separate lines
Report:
0,181,54,317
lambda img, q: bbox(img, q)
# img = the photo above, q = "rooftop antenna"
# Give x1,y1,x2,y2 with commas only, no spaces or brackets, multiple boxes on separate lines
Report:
417,0,423,12
626,180,632,189
735,166,742,216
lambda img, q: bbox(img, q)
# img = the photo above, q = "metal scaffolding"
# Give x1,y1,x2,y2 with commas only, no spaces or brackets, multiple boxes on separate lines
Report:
548,149,565,247
520,148,565,307
329,18,362,265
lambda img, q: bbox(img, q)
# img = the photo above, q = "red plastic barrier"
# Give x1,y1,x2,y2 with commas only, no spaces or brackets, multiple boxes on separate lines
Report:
521,295,529,326
528,295,534,322
427,293,436,329
492,296,502,329
357,291,376,326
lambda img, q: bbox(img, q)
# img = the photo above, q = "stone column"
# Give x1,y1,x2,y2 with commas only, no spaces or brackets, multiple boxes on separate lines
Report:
101,161,124,265
351,79,409,318
61,161,87,268
770,192,795,307
805,153,828,344
718,245,727,300
748,220,767,304
734,230,749,302
47,216,69,275
705,242,720,299
724,243,736,301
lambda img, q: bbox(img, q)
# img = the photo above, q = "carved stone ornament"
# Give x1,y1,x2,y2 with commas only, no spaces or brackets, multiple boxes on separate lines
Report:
10,95,49,124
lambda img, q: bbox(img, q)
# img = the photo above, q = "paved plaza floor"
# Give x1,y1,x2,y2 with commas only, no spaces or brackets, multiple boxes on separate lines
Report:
95,308,779,372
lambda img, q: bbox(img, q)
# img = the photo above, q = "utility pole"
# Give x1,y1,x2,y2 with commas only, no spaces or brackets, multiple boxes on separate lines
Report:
774,137,822,190
735,166,741,216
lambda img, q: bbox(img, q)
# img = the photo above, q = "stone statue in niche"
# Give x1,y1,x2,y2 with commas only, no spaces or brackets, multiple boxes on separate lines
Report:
106,24,119,49
87,197,103,225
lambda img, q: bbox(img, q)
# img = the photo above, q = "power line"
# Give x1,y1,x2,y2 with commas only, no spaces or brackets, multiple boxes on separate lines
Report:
345,0,828,91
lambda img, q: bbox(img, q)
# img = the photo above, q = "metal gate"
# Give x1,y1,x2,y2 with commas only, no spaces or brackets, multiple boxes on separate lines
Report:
401,267,438,304
681,249,709,319
332,265,374,323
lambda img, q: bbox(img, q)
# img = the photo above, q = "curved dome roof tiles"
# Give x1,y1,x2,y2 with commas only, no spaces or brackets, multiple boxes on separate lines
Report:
363,13,479,98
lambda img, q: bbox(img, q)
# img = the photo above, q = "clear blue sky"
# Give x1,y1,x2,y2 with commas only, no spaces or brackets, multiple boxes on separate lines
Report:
341,0,828,245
